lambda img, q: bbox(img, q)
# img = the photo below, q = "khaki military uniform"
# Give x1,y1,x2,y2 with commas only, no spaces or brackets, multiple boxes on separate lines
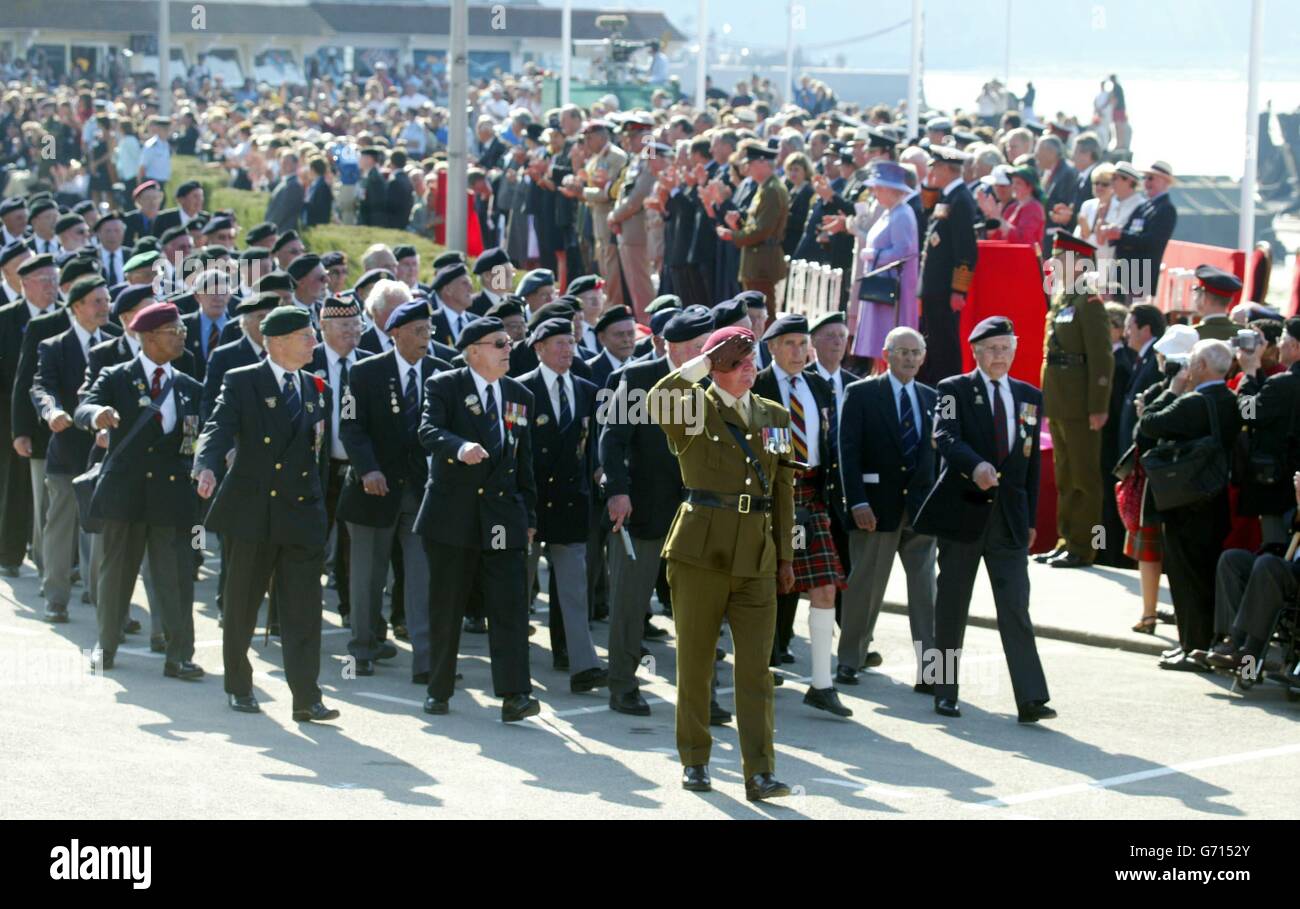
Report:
732,175,790,318
651,368,794,779
1041,286,1114,561
582,142,629,309
1195,313,1236,342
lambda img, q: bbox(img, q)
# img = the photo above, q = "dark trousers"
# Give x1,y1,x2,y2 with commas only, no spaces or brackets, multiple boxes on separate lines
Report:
324,459,351,614
1214,549,1299,650
548,565,568,656
772,593,799,661
1161,501,1224,653
917,293,963,386
933,504,1049,707
0,437,32,566
672,264,712,311
97,520,194,663
425,540,532,702
829,507,850,624
222,537,325,709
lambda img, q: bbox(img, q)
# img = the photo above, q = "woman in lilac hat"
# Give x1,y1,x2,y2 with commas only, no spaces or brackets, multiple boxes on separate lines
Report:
851,160,918,363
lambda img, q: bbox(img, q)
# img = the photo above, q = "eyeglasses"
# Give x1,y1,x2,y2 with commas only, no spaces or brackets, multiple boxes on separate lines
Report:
472,338,511,350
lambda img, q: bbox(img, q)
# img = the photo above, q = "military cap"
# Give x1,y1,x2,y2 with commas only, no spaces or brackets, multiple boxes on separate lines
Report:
131,236,161,256
244,221,277,244
201,215,234,236
197,244,230,261
810,311,847,333
55,213,85,235
17,253,55,276
59,256,99,285
473,247,510,275
456,316,506,351
1194,264,1242,298
286,253,322,281
517,268,555,297
353,268,394,298
159,225,188,246
384,298,433,333
72,200,96,216
527,300,579,330
664,305,714,343
967,316,1015,344
762,313,809,342
595,305,635,334
740,143,778,163
432,250,467,270
239,247,271,262
174,180,203,199
928,145,972,165
567,274,602,296
0,241,31,268
644,141,673,158
1052,229,1097,257
111,284,156,318
27,198,56,219
393,244,418,262
926,116,953,133
320,251,346,269
235,292,283,316
129,301,180,333
186,215,208,233
0,197,26,218
703,324,756,353
736,290,767,311
93,210,125,231
66,275,107,307
124,250,161,273
132,180,161,200
650,308,677,337
529,317,574,346
321,297,362,320
485,297,524,322
271,230,300,254
645,293,681,314
260,306,312,337
254,271,295,294
710,296,748,330
360,147,386,162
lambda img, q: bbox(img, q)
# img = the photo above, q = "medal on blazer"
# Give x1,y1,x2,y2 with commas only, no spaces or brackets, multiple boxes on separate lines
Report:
504,401,527,427
933,203,950,220
264,396,277,409
1023,433,1033,458
465,393,482,415
179,414,198,456
1019,402,1038,426
137,396,150,407
535,413,550,426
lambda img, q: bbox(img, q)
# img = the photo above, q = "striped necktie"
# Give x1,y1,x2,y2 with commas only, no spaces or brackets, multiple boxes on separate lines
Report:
899,385,919,467
789,374,809,463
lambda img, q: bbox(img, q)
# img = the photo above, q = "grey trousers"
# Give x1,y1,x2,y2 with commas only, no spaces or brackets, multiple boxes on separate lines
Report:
839,514,937,674
347,486,429,672
29,458,46,574
41,472,80,609
1214,548,1299,643
97,520,194,663
527,540,599,674
606,533,662,695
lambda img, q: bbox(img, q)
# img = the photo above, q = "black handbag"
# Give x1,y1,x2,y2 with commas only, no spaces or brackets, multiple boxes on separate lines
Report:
1139,395,1229,511
857,271,901,306
73,377,176,534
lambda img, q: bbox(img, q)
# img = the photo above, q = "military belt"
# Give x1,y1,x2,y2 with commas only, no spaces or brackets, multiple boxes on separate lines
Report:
1047,352,1086,366
683,489,774,514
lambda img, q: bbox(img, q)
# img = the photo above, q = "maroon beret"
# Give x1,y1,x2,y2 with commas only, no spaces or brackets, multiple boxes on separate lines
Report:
128,301,180,333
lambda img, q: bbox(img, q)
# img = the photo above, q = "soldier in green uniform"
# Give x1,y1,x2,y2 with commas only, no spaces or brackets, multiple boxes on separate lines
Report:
717,144,789,320
651,325,796,802
1191,264,1242,341
1038,230,1115,568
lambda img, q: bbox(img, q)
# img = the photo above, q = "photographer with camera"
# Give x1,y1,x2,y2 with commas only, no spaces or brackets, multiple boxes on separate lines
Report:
1236,318,1300,545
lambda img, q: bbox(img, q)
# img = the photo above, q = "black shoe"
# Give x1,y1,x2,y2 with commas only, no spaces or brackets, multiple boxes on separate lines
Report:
1160,652,1212,672
745,773,792,802
715,647,726,662
834,664,859,686
592,605,609,621
1048,551,1089,569
412,671,430,685
643,618,668,640
293,702,340,722
1017,701,1058,723
914,682,935,695
610,690,651,716
228,694,260,713
393,624,409,641
423,697,449,715
354,658,375,676
709,701,731,726
122,618,141,634
44,606,68,623
150,634,167,654
1033,546,1065,564
682,765,712,792
862,651,883,668
772,672,784,687
779,648,795,665
89,650,113,672
934,697,962,718
552,650,570,671
1161,645,1183,659
163,661,204,680
341,613,351,629
804,686,853,717
0,564,18,577
570,667,609,693
501,694,541,722
463,617,488,634
1156,608,1176,624
267,622,281,637
375,641,398,661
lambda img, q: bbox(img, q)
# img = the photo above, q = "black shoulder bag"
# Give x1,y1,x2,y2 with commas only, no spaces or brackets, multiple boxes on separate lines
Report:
1139,394,1229,512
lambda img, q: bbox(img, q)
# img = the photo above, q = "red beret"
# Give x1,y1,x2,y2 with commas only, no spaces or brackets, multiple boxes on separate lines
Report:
703,325,756,352
128,301,180,333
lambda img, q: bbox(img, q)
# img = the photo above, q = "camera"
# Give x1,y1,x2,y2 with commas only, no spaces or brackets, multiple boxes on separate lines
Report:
1163,358,1186,379
1230,329,1260,352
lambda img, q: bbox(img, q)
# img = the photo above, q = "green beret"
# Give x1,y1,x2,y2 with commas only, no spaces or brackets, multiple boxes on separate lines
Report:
645,294,682,315
67,275,107,306
260,306,313,337
123,250,160,272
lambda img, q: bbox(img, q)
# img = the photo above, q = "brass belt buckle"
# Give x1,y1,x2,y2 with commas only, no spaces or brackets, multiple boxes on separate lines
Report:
738,494,751,514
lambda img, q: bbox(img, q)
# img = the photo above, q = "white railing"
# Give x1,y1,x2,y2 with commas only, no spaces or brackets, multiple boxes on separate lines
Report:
775,257,844,321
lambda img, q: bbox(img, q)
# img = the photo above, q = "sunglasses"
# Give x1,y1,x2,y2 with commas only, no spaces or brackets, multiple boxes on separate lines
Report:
472,338,511,350
1094,181,1112,188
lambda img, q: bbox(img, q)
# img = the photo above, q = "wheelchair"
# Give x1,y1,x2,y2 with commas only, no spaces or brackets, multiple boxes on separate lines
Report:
1231,591,1300,702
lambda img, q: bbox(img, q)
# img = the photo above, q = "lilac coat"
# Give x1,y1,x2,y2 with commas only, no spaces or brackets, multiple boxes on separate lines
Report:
852,200,919,359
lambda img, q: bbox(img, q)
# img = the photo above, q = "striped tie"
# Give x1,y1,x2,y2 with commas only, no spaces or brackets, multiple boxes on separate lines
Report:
789,375,809,463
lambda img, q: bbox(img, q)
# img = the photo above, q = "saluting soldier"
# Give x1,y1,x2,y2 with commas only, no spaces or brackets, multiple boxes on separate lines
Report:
1038,230,1114,569
717,144,789,321
195,306,339,722
651,325,796,801
77,301,203,679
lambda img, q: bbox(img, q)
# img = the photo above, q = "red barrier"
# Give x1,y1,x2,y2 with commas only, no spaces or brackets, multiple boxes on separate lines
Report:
1154,240,1245,313
960,241,1046,386
1290,252,1300,318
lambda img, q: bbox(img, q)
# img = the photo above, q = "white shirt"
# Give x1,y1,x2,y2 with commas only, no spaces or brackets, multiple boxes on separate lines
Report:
1,277,18,301
462,367,505,458
395,347,423,412
30,234,59,257
139,134,172,182
581,322,599,352
774,363,821,467
976,367,1015,457
101,246,125,284
25,300,47,321
70,320,103,360
603,348,627,372
137,352,177,433
267,358,300,401
1109,191,1145,230
325,346,357,459
538,362,573,423
444,307,469,343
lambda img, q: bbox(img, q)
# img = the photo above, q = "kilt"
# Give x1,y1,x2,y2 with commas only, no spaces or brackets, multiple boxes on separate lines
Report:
791,477,847,593
1123,523,1162,562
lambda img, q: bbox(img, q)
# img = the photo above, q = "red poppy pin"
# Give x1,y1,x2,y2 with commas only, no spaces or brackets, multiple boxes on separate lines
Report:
312,375,326,394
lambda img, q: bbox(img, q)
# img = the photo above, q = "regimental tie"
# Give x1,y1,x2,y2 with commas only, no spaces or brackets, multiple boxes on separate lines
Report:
991,379,1009,462
788,374,809,463
556,376,571,429
150,366,165,425
899,385,919,467
282,372,302,424
484,383,502,451
403,366,419,436
206,320,220,362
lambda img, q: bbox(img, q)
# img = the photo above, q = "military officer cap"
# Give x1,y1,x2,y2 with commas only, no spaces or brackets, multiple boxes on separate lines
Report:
866,128,897,150
59,256,99,285
928,145,972,166
0,197,26,217
287,253,322,281
27,198,56,219
529,316,575,346
93,210,126,232
234,291,283,316
72,200,96,216
66,275,107,307
473,246,511,275
432,262,468,291
736,290,767,312
433,250,467,270
740,143,778,163
393,244,418,262
567,274,602,296
353,268,395,298
384,298,433,332
528,300,579,331
926,116,953,134
158,225,187,246
244,221,277,244
644,141,674,158
710,296,748,330
320,251,346,269
762,313,809,341
55,213,85,235
664,305,714,343
810,310,847,334
645,293,681,315
968,315,1015,344
485,297,524,322
17,253,55,276
202,215,234,235
174,180,203,199
254,271,294,294
271,230,301,254
321,297,362,320
123,250,160,273
1052,229,1097,257
650,308,677,337
129,301,180,333
0,241,31,268
1194,264,1242,298
239,247,271,262
111,284,156,318
517,268,555,297
261,306,313,337
456,316,505,351
595,305,636,334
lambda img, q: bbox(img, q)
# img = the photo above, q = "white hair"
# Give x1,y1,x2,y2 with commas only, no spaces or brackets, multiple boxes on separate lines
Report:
884,326,926,350
1190,339,1232,376
365,279,411,321
361,243,394,271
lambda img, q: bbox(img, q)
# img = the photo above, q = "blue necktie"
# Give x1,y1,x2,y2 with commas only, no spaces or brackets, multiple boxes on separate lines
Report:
403,367,419,436
556,376,571,429
484,383,501,452
899,385,919,467
282,372,302,424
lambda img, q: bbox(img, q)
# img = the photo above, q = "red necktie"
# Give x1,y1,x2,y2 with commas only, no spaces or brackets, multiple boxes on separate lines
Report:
150,366,165,425
991,379,1009,462
207,321,220,361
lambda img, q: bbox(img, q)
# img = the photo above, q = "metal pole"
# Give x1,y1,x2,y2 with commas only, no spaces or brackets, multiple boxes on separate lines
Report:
560,0,572,105
784,1,795,107
447,0,468,253
1239,0,1263,252
158,0,171,115
907,0,922,141
695,0,708,110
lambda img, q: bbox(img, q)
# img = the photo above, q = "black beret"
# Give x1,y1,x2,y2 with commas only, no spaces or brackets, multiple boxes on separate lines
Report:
271,230,300,253
735,290,767,311
234,292,283,316
527,300,579,330
353,268,394,296
650,308,677,337
432,263,468,291
27,198,56,219
384,298,433,333
393,244,418,261
130,236,160,257
529,317,574,346
472,246,510,275
111,284,155,317
93,210,125,231
260,306,312,337
55,213,85,234
66,275,107,306
485,298,524,321
238,247,271,261
566,274,601,296
244,221,277,244
810,310,847,333
968,315,1014,344
253,271,294,294
432,250,467,270
320,251,346,269
664,305,714,343
0,242,31,268
202,215,234,235
456,316,505,351
0,197,27,217
516,268,555,297
159,225,188,245
761,313,809,342
595,305,636,334
72,200,96,215
710,296,747,330
17,253,55,276
59,256,99,285
175,180,203,198
186,215,207,232
286,253,322,281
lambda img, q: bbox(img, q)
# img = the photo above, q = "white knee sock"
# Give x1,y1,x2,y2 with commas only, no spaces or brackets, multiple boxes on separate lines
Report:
809,607,835,689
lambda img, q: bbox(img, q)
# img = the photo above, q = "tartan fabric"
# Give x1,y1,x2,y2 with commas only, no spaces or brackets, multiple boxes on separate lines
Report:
790,478,847,592
1123,523,1163,563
